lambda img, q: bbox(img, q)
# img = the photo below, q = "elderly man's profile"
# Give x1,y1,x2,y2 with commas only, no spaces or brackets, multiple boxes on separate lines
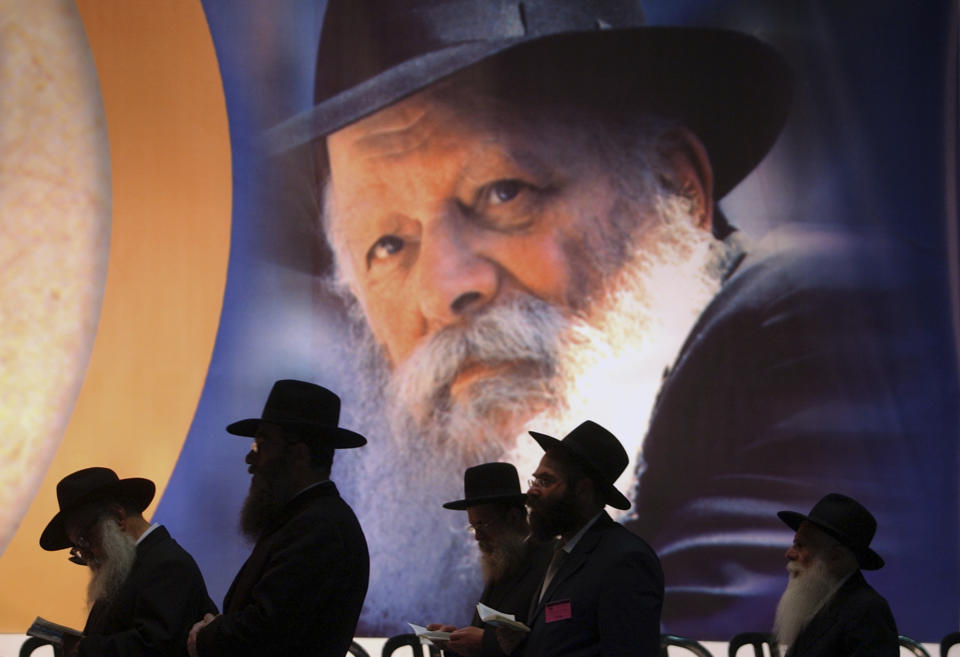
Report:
155,0,958,640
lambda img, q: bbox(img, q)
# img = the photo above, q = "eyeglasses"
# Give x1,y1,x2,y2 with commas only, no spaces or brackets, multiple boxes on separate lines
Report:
527,474,559,489
66,518,99,566
467,518,501,536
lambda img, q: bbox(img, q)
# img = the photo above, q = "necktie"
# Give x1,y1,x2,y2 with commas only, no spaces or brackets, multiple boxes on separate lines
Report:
538,544,567,603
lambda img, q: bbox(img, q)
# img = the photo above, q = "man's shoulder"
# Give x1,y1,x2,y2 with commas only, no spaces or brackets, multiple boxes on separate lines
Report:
588,516,661,564
265,483,367,551
716,224,929,313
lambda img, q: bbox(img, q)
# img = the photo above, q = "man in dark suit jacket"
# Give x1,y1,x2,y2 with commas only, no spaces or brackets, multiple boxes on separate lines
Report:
520,421,663,657
189,380,369,657
429,463,553,657
773,494,898,657
40,467,217,657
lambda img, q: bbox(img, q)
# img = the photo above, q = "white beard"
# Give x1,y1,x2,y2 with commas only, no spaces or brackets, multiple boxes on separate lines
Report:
773,558,840,649
328,202,728,634
86,518,137,609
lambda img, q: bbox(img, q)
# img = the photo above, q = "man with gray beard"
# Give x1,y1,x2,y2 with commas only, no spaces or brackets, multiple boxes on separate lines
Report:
773,494,898,657
427,463,553,657
261,0,949,637
40,467,216,657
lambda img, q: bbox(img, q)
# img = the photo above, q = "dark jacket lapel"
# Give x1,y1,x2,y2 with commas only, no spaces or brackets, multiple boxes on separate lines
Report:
527,513,612,623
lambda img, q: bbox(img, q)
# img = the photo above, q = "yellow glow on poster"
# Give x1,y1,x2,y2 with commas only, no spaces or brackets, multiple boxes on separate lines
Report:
0,0,231,631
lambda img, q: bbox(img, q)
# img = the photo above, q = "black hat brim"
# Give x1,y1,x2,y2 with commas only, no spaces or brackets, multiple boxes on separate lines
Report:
226,418,367,448
264,26,792,200
530,431,631,511
40,477,156,551
777,510,884,570
443,492,529,510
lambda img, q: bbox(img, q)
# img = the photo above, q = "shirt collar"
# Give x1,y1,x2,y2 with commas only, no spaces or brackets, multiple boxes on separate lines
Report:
560,512,602,554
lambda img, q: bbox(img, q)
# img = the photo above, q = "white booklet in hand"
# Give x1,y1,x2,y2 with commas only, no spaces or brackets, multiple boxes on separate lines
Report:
476,602,530,632
27,617,83,646
407,622,451,643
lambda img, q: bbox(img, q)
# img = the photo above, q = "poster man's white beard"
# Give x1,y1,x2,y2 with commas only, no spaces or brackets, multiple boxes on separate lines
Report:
332,203,724,632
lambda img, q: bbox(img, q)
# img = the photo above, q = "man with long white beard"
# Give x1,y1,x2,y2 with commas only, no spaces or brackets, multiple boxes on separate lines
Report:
773,494,898,657
427,463,553,657
40,467,216,657
261,0,950,636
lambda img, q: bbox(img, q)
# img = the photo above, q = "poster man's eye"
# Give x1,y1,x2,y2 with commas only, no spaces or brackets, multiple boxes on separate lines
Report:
367,235,405,267
485,179,526,205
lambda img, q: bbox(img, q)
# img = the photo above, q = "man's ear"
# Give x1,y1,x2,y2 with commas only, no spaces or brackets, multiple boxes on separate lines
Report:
289,440,312,466
109,504,127,528
656,127,714,233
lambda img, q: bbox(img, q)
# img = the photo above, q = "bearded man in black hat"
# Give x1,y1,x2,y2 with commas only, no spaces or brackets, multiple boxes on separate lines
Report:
40,467,216,657
773,494,898,657
256,0,951,637
427,463,553,657
517,421,662,657
187,380,369,657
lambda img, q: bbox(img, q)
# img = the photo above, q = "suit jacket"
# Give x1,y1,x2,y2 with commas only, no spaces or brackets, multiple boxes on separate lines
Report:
79,526,217,657
196,481,368,657
468,538,553,657
522,513,663,657
786,571,898,657
626,228,958,636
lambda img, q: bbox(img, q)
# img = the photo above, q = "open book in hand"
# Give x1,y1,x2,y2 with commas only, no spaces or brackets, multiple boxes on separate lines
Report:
407,622,451,643
27,617,83,646
476,602,530,632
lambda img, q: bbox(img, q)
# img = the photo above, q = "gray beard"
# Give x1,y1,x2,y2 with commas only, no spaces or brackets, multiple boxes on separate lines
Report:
86,518,137,609
479,532,530,586
773,559,841,648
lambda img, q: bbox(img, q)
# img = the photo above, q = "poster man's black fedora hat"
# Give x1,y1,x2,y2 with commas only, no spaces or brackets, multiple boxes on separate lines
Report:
227,379,366,448
263,0,793,199
443,462,528,510
40,467,155,551
778,493,884,570
529,420,631,510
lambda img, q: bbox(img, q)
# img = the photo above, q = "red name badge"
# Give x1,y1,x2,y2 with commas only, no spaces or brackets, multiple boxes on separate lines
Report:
545,600,572,623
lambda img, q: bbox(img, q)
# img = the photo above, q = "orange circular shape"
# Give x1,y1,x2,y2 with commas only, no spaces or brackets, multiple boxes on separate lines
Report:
0,0,231,631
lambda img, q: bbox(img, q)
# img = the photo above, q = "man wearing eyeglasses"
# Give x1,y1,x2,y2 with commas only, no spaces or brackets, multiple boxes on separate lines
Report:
39,467,217,657
520,421,663,657
427,463,553,657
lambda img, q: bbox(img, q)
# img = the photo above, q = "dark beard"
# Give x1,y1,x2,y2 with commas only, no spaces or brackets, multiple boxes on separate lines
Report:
240,456,296,540
528,488,581,541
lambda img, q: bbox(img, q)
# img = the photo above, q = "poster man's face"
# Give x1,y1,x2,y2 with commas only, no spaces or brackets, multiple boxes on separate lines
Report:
326,89,634,376
322,81,719,457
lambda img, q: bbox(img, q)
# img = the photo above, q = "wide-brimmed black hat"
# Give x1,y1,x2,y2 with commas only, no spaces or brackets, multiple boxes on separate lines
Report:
529,420,630,510
227,379,366,448
263,0,792,199
778,493,884,570
443,462,528,510
40,467,155,551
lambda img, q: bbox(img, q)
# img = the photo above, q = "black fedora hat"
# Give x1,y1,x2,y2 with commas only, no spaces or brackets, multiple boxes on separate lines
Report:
529,420,631,510
778,493,884,570
227,379,366,448
263,0,792,199
443,462,528,510
40,467,155,551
